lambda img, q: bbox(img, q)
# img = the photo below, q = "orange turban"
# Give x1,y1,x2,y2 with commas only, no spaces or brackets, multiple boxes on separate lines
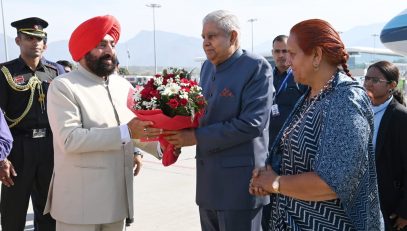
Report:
69,15,121,61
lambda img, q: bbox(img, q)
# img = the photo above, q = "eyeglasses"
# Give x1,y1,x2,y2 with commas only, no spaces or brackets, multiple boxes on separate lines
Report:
363,76,391,84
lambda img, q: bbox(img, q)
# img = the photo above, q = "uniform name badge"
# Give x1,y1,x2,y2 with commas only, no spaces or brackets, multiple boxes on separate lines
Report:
271,104,280,117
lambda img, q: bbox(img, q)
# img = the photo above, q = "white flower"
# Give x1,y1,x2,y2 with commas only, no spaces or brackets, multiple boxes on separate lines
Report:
150,97,159,109
154,77,164,86
174,75,181,83
180,82,190,87
141,100,159,110
162,83,181,96
190,85,202,93
156,85,166,91
179,91,189,100
133,89,143,101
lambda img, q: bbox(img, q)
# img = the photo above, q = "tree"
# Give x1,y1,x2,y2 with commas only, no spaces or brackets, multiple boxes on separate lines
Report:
118,67,130,75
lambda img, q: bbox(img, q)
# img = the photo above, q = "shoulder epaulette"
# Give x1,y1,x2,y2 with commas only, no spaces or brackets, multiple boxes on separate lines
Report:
43,59,65,75
0,58,19,67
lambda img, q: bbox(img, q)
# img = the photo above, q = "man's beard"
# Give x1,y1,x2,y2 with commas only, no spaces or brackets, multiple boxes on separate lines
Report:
84,53,118,78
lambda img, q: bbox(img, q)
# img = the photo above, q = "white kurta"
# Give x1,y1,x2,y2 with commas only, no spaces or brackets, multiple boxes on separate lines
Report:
44,65,157,224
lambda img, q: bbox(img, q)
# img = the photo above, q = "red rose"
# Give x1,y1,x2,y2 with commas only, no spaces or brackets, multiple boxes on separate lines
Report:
150,89,160,98
180,98,188,106
145,79,155,87
196,96,205,106
167,99,179,109
181,87,191,92
180,78,189,84
141,88,152,99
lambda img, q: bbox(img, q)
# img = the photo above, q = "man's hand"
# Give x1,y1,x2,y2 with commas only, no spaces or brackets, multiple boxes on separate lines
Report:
163,129,197,149
174,148,181,156
127,117,162,139
133,154,143,176
0,159,17,187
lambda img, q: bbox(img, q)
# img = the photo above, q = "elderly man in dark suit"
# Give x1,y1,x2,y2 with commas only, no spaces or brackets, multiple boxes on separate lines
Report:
164,10,273,231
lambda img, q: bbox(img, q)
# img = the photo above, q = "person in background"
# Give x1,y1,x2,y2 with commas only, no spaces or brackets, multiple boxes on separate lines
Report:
44,15,162,231
250,19,383,230
56,60,73,73
364,60,407,231
0,17,65,231
0,109,14,186
261,34,306,230
164,10,273,231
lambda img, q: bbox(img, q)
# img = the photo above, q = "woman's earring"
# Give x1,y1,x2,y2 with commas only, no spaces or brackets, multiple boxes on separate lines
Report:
388,88,395,94
313,63,319,71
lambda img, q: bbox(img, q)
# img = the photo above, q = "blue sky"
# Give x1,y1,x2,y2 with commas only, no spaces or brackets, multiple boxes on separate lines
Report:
3,0,406,49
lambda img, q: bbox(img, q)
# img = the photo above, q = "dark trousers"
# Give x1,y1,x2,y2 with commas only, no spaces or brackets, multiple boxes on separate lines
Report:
199,207,263,231
261,200,272,231
0,135,55,231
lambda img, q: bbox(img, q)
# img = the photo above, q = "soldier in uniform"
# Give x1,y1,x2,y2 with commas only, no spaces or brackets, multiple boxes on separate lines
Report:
56,60,73,73
0,17,64,231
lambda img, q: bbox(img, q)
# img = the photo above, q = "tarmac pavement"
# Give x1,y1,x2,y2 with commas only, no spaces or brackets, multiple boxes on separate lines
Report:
1,146,201,231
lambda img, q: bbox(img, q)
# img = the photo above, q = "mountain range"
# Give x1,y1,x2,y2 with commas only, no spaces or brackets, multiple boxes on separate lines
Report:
0,23,387,69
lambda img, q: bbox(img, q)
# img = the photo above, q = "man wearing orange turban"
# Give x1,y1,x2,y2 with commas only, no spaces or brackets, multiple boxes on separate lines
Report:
44,15,162,230
69,15,121,62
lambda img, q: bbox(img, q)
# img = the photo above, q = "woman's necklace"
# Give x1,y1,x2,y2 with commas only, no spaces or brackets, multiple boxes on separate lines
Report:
281,74,336,141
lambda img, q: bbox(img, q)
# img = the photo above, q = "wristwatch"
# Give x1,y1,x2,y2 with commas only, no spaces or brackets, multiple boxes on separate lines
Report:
134,149,143,158
272,176,281,193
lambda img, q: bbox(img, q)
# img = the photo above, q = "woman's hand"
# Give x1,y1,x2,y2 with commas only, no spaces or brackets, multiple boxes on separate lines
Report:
390,214,407,230
249,165,276,196
250,165,278,195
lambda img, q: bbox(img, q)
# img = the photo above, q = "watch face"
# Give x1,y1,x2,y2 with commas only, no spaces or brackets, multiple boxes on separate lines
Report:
272,178,280,192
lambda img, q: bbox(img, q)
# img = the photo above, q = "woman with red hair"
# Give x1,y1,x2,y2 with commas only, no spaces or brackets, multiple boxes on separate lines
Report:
250,19,384,230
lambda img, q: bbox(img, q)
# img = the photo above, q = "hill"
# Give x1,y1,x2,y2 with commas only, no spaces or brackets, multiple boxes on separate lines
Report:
0,23,390,68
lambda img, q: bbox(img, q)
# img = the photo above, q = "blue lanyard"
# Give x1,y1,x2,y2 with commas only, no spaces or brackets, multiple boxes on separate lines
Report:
275,69,292,97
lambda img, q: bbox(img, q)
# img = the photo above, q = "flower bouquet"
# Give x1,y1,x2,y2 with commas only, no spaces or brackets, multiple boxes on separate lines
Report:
127,68,206,166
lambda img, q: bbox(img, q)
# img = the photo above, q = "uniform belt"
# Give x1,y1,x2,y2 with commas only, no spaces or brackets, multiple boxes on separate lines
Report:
11,128,50,138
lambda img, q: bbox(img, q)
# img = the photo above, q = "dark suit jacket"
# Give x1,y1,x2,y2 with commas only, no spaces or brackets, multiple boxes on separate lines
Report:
269,69,306,149
375,98,407,228
195,49,273,210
